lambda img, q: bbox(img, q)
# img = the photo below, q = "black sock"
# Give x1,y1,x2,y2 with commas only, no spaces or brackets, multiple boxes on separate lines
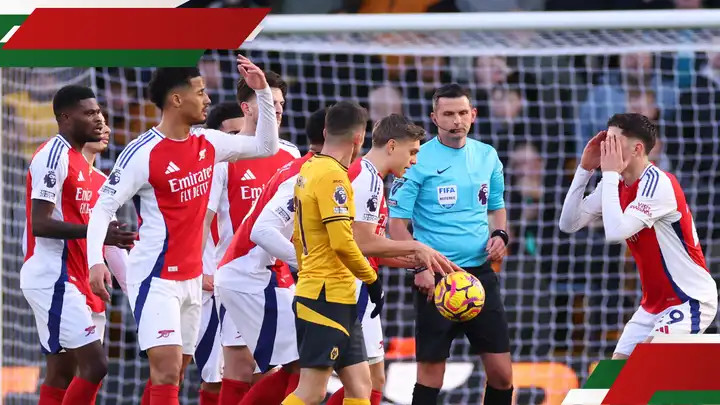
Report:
483,384,513,405
411,383,440,405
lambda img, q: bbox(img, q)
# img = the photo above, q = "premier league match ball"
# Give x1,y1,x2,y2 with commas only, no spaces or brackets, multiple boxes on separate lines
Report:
434,272,485,322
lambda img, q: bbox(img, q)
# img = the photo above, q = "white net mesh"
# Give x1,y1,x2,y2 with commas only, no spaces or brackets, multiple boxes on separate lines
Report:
3,24,720,404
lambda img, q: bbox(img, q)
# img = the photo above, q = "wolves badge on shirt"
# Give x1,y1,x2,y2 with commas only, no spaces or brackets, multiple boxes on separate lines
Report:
437,185,457,209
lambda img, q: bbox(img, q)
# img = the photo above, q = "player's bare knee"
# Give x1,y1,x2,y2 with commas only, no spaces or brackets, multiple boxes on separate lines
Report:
369,362,385,390
149,355,182,385
201,381,221,393
78,354,108,383
417,361,445,388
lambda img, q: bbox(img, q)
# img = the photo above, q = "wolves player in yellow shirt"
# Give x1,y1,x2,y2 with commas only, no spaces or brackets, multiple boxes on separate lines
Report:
282,101,382,405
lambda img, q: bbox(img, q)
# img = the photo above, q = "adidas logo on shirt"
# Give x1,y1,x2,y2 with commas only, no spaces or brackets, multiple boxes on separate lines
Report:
241,169,256,181
77,171,85,182
165,162,180,175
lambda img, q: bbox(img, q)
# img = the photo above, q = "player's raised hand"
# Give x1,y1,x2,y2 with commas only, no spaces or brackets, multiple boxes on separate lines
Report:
89,263,112,302
105,221,136,249
486,236,506,262
600,133,628,174
580,130,607,171
236,55,268,90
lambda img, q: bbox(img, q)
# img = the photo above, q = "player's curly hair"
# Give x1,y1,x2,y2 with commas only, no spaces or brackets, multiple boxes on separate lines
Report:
148,67,202,110
236,70,287,105
607,113,657,154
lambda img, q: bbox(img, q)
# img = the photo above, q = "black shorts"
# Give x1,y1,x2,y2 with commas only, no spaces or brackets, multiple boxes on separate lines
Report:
294,292,367,370
415,264,510,362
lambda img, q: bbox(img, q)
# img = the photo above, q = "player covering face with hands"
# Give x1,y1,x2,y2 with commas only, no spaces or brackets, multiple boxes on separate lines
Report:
560,113,717,360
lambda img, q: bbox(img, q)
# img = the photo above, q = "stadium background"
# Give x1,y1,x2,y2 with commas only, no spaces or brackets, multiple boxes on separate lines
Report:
3,1,720,404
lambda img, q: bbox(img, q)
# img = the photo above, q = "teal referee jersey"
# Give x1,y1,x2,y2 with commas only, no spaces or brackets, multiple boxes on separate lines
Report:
388,137,505,268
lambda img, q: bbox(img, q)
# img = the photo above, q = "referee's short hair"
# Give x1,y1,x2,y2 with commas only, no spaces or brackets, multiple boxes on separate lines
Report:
432,83,472,111
372,114,426,147
325,101,368,139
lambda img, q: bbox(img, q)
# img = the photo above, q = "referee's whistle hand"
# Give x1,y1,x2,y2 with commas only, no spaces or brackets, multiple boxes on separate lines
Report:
414,270,435,301
486,236,506,262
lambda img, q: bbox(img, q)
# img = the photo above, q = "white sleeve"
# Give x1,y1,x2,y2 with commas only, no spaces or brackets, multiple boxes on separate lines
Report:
205,86,279,163
249,178,298,268
87,152,149,268
208,163,227,214
558,166,603,233
103,246,128,294
600,171,673,243
352,166,383,224
30,150,68,204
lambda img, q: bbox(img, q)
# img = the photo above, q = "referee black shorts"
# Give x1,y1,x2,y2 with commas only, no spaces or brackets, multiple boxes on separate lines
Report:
414,263,510,362
293,288,367,370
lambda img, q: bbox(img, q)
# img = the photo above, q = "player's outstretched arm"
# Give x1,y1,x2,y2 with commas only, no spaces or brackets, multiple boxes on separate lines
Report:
353,221,459,275
31,199,88,239
104,245,128,294
559,131,607,233
250,180,298,268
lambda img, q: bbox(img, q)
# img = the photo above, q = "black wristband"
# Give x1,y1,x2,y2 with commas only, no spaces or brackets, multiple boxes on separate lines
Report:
407,266,428,274
491,229,509,246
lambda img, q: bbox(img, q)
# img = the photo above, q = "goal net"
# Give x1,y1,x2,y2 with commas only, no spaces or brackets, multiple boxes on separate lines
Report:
4,10,720,404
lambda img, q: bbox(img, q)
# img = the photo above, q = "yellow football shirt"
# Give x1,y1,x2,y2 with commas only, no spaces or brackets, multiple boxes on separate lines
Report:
293,154,377,304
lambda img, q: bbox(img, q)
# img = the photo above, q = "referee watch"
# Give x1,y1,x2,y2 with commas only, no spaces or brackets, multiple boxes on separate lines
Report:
491,229,509,246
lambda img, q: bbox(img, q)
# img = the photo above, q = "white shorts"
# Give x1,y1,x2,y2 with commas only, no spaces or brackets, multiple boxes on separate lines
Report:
218,302,246,348
195,293,224,383
216,282,298,373
615,299,718,356
92,311,106,343
355,280,385,360
128,276,202,355
23,282,100,354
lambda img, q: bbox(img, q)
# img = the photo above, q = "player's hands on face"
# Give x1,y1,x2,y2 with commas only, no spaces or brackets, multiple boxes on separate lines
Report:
414,269,435,301
600,133,628,174
366,278,385,318
414,243,461,276
580,130,607,171
202,274,214,292
89,264,112,302
486,236,506,262
105,221,136,249
236,55,268,90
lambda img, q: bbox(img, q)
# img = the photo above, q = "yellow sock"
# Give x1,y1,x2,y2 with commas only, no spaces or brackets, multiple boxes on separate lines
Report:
343,398,370,405
282,393,306,405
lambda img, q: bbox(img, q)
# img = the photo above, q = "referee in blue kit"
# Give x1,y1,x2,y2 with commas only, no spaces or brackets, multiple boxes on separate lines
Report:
388,84,513,405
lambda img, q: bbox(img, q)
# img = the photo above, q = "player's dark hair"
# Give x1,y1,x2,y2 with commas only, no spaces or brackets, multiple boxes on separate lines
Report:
607,113,657,154
432,83,472,111
52,85,96,118
236,70,287,104
325,101,368,138
148,67,201,110
305,107,327,146
372,114,426,147
205,102,243,130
